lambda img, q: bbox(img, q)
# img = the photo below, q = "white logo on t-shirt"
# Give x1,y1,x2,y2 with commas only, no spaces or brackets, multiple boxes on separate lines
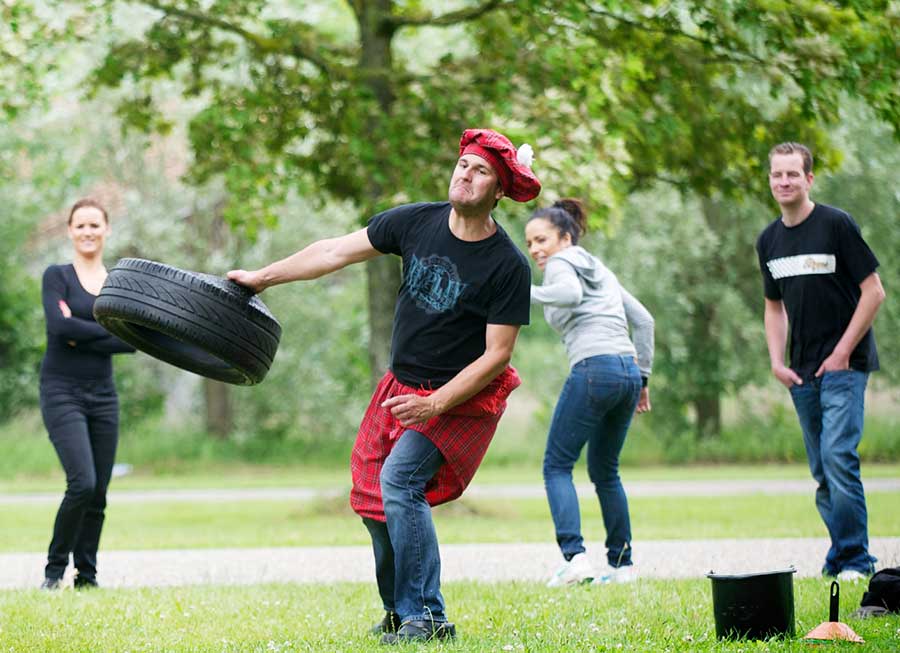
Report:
767,254,836,280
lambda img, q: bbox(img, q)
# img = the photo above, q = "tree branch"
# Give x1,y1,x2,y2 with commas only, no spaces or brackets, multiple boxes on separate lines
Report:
139,0,338,74
627,172,688,194
389,0,512,28
585,7,766,67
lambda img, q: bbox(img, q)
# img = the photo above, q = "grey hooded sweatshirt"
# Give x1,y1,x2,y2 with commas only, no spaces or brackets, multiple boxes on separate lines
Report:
531,245,654,377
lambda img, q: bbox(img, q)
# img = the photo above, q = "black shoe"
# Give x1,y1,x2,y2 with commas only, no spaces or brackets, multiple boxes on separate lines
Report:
40,577,62,590
73,575,99,590
370,611,400,635
381,619,457,644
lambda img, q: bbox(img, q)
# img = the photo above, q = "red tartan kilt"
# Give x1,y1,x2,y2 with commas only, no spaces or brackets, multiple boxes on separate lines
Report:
349,366,521,521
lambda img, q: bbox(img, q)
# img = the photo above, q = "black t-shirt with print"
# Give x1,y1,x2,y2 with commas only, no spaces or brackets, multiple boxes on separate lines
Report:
756,203,880,380
367,202,531,388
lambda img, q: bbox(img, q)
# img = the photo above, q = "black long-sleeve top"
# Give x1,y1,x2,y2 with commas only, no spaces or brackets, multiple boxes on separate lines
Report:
40,264,135,380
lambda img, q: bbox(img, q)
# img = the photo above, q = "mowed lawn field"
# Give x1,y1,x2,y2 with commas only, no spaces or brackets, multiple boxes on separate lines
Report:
2,578,899,652
3,464,899,651
3,491,900,552
2,464,899,551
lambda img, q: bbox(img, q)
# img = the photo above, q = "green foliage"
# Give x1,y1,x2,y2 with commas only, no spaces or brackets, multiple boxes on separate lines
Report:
584,186,769,440
68,0,899,446
227,265,370,453
0,411,55,478
1,2,898,452
0,218,43,419
68,0,897,231
815,102,900,383
0,121,78,420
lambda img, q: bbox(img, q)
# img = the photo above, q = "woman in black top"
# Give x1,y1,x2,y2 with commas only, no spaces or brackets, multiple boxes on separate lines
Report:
39,198,134,590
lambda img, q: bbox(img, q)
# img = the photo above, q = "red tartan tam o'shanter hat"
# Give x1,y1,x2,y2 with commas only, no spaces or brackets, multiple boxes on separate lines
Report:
459,129,541,202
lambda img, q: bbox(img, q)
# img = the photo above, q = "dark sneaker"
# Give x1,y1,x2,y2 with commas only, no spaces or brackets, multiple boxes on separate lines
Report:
40,577,62,590
381,619,456,644
370,611,400,635
73,575,99,590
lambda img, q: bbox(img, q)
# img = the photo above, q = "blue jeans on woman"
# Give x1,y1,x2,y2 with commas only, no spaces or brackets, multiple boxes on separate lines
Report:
363,429,448,624
789,369,876,575
543,354,641,567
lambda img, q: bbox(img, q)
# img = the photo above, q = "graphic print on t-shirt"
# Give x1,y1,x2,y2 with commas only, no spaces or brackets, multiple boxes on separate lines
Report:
407,254,469,314
766,253,836,280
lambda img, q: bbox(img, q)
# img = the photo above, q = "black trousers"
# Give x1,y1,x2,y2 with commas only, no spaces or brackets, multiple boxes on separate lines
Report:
39,375,119,581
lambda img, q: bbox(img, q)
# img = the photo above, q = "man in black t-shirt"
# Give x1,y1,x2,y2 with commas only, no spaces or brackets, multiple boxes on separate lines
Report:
756,142,886,580
229,129,541,643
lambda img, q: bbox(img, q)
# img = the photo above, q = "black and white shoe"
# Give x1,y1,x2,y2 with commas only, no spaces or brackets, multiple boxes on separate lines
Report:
381,619,456,644
40,577,62,590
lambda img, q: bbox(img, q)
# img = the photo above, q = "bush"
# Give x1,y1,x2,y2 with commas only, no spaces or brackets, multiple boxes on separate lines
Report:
0,219,43,420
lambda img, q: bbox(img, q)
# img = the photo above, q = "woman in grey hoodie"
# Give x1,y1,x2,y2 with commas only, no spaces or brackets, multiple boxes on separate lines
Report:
525,198,654,587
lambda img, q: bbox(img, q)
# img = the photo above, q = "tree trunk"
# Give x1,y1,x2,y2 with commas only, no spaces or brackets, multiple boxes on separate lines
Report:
694,394,721,440
204,378,233,438
367,256,401,385
689,295,722,440
356,0,401,389
687,197,730,440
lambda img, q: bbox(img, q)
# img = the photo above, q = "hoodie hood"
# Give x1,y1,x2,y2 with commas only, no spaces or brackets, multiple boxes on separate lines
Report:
551,245,608,288
531,244,654,375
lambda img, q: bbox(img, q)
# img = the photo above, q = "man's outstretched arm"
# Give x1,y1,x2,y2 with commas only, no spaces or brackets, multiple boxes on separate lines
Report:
228,227,381,293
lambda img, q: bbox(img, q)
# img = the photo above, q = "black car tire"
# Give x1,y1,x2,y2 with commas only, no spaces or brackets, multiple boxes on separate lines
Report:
93,258,282,385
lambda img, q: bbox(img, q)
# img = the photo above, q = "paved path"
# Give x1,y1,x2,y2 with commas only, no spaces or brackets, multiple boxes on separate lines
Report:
3,480,898,590
3,477,900,504
3,538,900,590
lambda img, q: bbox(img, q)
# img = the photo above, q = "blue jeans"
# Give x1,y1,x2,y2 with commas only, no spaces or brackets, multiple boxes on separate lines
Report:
543,355,641,567
363,429,447,623
789,370,876,575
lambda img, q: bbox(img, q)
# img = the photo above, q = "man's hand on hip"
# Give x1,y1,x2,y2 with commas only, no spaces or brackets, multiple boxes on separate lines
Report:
815,349,851,377
382,394,443,427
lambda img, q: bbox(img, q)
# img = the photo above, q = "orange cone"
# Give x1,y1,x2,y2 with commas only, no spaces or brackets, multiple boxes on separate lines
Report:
803,581,865,644
803,621,864,643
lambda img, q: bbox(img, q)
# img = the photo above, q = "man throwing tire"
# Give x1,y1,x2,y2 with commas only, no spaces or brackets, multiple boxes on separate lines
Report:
229,129,540,643
756,142,885,581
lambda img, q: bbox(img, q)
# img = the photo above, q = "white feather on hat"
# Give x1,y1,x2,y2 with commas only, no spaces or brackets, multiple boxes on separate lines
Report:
516,143,534,168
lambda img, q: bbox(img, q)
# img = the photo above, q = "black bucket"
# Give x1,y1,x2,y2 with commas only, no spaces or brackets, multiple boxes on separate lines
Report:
707,568,796,640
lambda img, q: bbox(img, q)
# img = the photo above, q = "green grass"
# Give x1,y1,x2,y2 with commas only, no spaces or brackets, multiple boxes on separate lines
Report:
3,492,899,553
1,579,898,652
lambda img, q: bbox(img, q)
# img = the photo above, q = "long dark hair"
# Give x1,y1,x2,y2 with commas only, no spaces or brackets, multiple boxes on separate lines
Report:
527,198,587,245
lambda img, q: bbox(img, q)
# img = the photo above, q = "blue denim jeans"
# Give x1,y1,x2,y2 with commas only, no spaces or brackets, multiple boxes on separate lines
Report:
363,429,447,623
543,355,641,567
789,370,876,575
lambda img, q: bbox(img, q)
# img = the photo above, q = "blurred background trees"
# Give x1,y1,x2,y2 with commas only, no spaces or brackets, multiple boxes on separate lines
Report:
1,1,897,467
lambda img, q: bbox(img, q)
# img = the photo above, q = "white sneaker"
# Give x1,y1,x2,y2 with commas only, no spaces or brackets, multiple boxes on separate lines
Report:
837,569,867,583
592,564,638,585
547,553,595,587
